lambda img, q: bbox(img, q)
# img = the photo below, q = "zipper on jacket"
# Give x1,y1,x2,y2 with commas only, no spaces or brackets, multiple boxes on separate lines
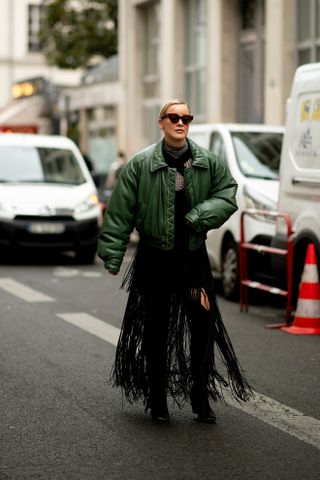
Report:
185,168,192,251
163,169,169,249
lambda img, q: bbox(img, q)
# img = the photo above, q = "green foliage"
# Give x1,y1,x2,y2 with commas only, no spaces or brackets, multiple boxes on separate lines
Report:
40,0,118,69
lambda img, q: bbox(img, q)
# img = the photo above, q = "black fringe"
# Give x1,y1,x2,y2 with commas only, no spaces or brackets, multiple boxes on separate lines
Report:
110,241,253,407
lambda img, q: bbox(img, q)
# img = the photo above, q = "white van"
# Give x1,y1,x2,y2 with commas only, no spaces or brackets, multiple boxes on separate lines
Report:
188,123,284,299
272,63,320,304
0,134,101,263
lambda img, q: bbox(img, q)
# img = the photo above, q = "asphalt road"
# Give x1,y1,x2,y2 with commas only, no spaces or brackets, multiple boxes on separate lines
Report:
1,248,320,480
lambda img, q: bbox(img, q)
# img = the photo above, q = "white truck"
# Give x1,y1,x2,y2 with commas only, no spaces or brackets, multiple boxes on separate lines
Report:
272,62,320,305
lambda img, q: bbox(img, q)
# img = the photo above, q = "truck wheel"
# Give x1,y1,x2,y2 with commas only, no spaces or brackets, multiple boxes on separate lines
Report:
221,241,239,300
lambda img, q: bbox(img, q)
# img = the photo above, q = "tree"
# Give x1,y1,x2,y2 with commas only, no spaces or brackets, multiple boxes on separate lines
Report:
40,0,118,70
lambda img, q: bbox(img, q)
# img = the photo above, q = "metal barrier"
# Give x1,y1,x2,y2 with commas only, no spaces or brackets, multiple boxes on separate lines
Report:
239,209,294,327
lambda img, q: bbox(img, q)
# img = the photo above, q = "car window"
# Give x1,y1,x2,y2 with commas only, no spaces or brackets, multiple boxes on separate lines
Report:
0,146,86,185
210,132,227,163
231,131,283,179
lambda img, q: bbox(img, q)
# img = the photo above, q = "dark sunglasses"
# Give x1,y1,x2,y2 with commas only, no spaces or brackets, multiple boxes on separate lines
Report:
161,113,194,125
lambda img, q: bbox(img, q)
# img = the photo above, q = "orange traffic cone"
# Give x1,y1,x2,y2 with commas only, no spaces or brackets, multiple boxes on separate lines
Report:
282,243,320,335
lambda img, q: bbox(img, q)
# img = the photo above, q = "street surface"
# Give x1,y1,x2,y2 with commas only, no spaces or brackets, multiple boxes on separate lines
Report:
1,247,320,480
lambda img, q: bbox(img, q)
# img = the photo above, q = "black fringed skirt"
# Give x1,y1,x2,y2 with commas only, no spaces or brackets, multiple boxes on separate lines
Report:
111,238,253,406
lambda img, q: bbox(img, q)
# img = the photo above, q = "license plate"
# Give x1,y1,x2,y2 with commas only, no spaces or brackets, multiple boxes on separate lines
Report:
27,223,65,234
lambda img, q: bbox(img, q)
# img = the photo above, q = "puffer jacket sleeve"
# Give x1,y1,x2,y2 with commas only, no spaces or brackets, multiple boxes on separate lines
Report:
185,154,238,232
98,158,138,273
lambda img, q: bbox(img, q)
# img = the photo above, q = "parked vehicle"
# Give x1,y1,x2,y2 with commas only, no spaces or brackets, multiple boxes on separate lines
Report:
188,123,284,299
271,63,320,306
0,134,101,263
97,152,126,216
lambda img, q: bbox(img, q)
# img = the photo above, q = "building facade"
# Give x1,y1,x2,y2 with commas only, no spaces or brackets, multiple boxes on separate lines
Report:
2,0,318,176
59,56,122,182
118,0,300,157
0,0,82,132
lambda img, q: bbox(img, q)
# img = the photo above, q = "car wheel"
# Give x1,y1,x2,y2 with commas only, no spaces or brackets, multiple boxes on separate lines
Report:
75,246,96,265
221,241,239,300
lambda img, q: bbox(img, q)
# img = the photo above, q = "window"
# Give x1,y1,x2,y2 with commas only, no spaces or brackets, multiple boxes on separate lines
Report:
184,0,207,120
231,131,283,179
238,0,265,123
240,0,256,29
141,1,161,144
296,0,320,64
142,2,160,98
0,146,86,185
28,4,44,52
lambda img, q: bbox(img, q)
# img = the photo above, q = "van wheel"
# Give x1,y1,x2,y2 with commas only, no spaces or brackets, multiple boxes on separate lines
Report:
75,246,96,265
221,241,239,301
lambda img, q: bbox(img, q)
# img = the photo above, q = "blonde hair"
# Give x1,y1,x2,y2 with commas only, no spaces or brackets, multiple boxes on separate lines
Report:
158,99,191,119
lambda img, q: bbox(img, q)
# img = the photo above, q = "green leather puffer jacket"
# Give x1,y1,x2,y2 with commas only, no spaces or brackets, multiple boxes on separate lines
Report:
98,138,238,273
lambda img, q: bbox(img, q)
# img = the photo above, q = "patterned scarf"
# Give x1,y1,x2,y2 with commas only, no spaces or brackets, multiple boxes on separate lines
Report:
162,140,192,191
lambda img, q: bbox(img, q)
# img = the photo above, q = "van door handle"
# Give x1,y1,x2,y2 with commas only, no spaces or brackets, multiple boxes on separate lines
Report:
292,176,320,187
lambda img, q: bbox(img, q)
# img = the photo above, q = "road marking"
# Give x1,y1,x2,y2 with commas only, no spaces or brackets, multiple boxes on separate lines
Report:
81,272,102,278
55,310,320,449
53,268,102,278
0,278,55,303
53,268,80,277
56,312,119,346
225,392,320,450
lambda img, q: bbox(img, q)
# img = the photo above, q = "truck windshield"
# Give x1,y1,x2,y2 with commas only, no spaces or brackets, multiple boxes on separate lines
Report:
231,131,283,180
0,146,86,185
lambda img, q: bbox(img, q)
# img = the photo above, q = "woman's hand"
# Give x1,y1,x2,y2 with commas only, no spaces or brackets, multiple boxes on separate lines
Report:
184,219,194,229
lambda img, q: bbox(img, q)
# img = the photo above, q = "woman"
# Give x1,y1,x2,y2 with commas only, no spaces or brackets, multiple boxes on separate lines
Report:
98,99,252,424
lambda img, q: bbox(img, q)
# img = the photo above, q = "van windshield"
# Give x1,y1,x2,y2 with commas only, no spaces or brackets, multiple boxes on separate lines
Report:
231,131,283,180
0,146,86,185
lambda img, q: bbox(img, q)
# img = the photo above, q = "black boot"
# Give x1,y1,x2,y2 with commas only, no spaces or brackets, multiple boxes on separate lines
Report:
144,294,170,423
190,386,216,424
149,388,169,423
189,305,217,424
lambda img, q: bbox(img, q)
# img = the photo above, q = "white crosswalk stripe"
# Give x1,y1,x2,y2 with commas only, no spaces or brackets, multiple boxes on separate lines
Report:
225,392,320,450
0,278,55,303
53,267,102,278
56,312,119,346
